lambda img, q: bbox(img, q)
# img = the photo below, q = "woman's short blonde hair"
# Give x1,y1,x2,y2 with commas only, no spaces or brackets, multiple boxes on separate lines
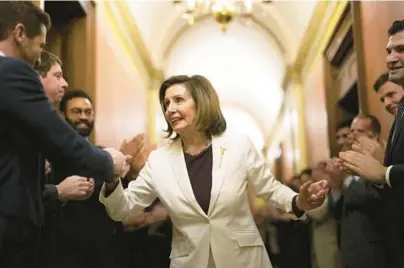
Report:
159,75,227,139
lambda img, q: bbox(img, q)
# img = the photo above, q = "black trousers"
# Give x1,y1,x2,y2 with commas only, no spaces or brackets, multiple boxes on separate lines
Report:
41,220,130,268
0,216,41,268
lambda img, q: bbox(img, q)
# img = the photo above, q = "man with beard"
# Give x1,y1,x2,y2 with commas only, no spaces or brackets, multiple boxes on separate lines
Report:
0,2,128,267
339,20,404,267
42,89,127,268
60,90,95,138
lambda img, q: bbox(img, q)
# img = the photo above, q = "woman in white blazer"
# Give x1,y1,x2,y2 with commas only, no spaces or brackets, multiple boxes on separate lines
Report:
100,75,328,268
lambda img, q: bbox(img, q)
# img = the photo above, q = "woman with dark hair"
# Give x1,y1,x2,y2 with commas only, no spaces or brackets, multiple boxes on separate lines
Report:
100,75,328,268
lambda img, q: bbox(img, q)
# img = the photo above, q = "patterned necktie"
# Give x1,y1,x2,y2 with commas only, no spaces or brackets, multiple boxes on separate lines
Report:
393,101,404,142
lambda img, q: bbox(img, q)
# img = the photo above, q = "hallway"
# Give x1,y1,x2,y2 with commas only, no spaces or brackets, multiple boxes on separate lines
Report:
40,0,403,181
3,1,404,268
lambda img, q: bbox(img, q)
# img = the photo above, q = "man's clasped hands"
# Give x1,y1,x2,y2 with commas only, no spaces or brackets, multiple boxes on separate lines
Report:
311,136,387,189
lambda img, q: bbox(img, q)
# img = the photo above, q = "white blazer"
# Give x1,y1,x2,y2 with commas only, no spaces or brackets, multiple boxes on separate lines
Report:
100,131,299,268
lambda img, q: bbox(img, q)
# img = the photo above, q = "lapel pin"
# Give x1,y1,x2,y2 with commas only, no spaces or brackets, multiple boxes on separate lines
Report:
219,146,226,168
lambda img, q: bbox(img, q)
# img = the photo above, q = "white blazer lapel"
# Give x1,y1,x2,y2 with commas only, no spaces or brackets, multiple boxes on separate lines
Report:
207,135,228,217
168,140,208,218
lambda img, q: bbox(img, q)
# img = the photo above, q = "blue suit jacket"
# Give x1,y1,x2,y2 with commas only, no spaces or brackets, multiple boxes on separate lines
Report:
0,56,114,226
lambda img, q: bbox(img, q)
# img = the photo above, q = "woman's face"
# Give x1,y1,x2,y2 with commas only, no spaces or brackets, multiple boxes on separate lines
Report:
163,84,197,135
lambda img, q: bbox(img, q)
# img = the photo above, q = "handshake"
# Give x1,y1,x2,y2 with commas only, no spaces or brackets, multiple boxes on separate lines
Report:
103,147,132,179
103,134,155,183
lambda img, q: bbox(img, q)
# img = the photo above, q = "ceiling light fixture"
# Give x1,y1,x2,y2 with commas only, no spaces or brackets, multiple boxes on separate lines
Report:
173,0,272,32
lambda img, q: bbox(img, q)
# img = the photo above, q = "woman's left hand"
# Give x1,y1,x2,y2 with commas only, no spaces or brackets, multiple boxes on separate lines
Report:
296,180,329,211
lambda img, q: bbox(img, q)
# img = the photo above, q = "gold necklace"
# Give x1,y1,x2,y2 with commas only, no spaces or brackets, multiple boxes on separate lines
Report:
183,140,212,156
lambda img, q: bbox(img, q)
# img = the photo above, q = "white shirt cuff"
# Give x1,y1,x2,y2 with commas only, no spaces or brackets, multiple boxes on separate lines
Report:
330,189,341,203
386,165,393,187
343,176,353,188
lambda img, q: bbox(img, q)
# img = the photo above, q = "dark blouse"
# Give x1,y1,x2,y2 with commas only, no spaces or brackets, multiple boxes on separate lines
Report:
183,145,304,217
184,145,213,215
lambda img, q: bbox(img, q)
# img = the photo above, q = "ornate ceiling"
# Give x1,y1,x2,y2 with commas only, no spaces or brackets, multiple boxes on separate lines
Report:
125,1,318,148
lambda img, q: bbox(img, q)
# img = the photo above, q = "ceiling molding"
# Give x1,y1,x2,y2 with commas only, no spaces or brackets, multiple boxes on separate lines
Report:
257,4,298,63
302,1,349,78
282,65,302,92
102,2,151,87
283,0,349,89
161,13,288,63
292,1,331,75
269,1,348,151
108,2,164,83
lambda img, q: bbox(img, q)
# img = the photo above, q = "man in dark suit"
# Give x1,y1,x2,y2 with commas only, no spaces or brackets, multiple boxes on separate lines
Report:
340,20,404,268
0,2,129,267
34,51,96,211
41,90,128,268
328,115,385,268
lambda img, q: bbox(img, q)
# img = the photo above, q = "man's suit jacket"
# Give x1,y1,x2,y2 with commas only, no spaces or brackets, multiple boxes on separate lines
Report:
336,178,385,268
382,119,404,267
100,131,299,268
384,119,404,202
0,56,114,226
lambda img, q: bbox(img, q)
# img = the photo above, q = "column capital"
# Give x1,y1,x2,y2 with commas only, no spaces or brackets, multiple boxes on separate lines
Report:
152,69,165,82
148,69,165,92
282,65,302,90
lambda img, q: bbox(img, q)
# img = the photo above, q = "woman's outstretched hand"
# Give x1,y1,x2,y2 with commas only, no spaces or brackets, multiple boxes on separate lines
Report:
296,180,329,211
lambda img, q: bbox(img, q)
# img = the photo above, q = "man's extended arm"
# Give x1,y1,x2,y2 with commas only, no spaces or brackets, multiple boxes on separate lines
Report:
0,58,114,181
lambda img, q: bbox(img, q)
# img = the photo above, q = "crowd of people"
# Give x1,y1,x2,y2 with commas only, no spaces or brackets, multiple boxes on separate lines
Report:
259,19,404,268
0,2,327,268
1,1,404,268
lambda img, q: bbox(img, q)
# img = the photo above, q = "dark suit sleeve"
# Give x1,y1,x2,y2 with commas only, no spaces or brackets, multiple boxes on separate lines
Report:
0,58,114,182
332,195,343,221
342,179,382,211
42,184,62,212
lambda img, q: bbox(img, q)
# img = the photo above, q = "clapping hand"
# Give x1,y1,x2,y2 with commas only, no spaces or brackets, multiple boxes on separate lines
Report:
296,180,329,211
120,134,156,178
326,157,348,188
339,151,387,183
120,134,145,158
312,165,335,187
352,136,385,163
311,159,343,189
